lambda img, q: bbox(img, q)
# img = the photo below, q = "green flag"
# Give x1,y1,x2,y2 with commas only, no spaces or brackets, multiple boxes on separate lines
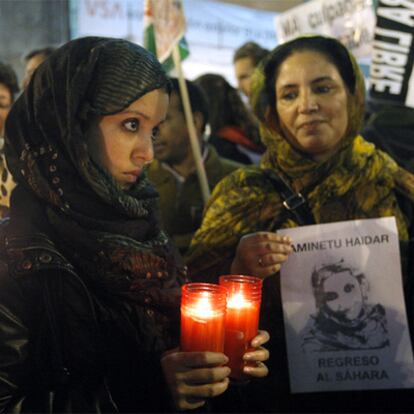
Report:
143,0,189,72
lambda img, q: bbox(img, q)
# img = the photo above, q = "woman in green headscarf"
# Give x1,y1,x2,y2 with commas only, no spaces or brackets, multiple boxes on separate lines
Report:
186,36,414,412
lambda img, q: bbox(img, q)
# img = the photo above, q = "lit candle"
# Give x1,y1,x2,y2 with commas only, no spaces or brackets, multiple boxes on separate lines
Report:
180,283,227,352
219,275,263,380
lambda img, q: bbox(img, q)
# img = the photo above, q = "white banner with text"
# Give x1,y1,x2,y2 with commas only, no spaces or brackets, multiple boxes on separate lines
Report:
69,0,278,83
278,217,414,393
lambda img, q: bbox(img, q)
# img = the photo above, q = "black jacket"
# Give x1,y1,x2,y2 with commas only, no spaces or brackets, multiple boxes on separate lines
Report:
0,218,181,413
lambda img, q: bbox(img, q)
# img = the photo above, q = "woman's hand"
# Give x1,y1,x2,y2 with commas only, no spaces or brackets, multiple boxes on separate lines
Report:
231,232,293,278
161,350,230,411
243,330,270,378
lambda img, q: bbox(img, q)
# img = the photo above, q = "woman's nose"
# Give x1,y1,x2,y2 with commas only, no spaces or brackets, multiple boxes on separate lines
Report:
298,91,318,113
133,132,154,164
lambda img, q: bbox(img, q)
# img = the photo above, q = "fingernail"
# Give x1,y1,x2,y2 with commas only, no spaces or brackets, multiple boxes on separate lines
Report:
243,366,254,374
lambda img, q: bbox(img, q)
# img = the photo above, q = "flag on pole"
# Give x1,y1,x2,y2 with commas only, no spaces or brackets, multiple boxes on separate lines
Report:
143,0,210,203
143,0,189,72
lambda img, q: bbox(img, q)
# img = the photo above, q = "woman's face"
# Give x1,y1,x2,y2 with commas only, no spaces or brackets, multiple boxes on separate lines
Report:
275,50,349,162
87,88,169,189
322,271,364,321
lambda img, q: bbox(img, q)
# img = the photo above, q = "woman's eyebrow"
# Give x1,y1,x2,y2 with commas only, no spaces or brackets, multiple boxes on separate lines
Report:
278,76,334,89
311,76,334,84
119,109,149,119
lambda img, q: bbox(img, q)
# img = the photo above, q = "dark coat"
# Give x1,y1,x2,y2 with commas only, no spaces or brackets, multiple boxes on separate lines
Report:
0,218,180,413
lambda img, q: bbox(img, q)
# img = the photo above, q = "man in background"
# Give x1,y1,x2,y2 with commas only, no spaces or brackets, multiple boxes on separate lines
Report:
233,41,269,102
147,78,241,254
22,47,55,89
362,102,414,173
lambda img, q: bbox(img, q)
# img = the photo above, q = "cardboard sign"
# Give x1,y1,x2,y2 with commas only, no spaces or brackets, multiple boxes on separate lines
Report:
278,217,414,393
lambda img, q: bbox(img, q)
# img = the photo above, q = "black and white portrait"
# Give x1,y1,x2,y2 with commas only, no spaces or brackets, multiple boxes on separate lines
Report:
301,259,389,352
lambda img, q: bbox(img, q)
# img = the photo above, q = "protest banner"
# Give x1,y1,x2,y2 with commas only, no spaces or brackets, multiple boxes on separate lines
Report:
279,217,414,393
274,0,375,61
69,0,277,83
369,0,414,108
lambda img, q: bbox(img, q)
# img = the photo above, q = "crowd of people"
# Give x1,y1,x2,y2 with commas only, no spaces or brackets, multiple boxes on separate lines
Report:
0,31,413,414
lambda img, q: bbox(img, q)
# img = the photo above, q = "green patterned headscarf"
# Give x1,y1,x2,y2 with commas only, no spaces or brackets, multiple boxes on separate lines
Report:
5,37,185,293
186,35,413,279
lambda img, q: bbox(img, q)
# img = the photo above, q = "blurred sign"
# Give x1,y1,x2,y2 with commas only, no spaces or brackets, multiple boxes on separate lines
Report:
75,0,130,38
69,0,278,84
369,0,414,108
274,0,376,60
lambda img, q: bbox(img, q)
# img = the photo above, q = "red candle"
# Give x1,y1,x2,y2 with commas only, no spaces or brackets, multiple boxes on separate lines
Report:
219,275,263,380
180,283,227,352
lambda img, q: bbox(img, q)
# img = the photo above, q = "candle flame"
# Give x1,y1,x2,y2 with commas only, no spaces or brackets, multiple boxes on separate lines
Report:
227,293,251,310
196,296,214,316
189,292,215,319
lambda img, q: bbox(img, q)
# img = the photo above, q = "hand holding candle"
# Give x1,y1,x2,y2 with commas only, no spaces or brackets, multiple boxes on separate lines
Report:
180,283,227,352
161,349,230,411
220,274,263,380
174,283,230,410
242,330,270,378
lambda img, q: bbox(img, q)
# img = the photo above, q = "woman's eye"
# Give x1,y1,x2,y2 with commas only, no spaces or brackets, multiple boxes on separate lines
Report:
151,126,160,142
280,92,297,101
315,85,331,94
123,119,139,132
344,283,355,293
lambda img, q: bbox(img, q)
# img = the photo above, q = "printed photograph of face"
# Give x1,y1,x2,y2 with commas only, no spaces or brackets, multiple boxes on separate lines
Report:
301,260,389,352
322,269,364,322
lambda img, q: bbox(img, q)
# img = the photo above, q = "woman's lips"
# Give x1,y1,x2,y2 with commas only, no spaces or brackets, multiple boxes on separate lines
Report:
127,169,141,176
298,120,324,133
124,170,141,182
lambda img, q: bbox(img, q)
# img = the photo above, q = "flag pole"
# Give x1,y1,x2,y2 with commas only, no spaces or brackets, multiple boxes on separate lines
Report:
172,44,210,204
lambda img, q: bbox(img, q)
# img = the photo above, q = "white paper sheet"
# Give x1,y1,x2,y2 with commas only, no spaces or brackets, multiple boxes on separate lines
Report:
278,217,414,393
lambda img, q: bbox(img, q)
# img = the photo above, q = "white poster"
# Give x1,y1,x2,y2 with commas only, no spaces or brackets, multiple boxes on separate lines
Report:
278,217,414,393
274,0,376,61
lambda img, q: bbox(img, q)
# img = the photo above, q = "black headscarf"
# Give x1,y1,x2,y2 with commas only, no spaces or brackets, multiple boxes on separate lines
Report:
5,36,183,290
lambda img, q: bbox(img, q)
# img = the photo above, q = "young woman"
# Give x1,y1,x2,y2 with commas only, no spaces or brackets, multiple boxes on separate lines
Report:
0,36,269,413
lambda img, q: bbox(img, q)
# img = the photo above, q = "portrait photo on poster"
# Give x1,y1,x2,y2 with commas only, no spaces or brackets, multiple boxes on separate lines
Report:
301,258,389,353
278,217,414,393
